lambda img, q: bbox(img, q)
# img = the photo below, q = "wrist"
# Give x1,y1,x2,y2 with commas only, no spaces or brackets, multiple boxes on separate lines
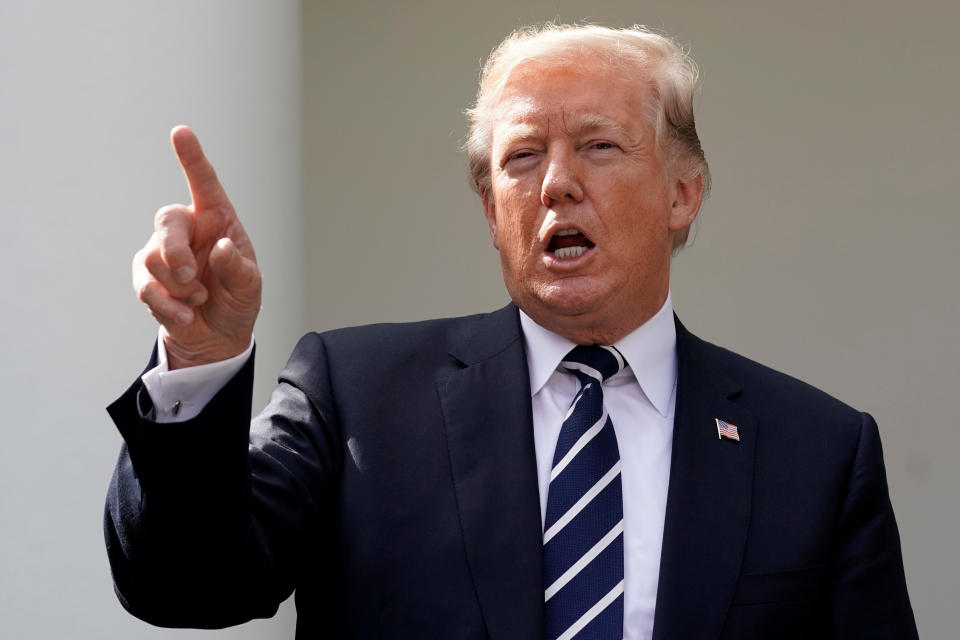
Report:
161,330,253,370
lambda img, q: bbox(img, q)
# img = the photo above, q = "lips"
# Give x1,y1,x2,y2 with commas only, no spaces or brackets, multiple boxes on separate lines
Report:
547,228,595,260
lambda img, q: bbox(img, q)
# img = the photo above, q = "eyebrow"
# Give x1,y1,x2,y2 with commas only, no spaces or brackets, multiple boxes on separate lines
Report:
566,113,632,140
496,111,635,144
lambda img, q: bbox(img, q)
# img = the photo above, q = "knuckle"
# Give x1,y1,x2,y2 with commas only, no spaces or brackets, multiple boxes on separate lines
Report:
137,280,159,304
153,207,171,227
142,247,165,273
137,280,167,312
154,204,185,229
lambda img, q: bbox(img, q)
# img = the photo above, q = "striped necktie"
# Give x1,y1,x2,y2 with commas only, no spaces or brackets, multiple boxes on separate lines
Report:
543,345,626,640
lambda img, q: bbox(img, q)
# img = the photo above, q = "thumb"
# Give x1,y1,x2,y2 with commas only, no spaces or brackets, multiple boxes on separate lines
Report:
209,237,262,302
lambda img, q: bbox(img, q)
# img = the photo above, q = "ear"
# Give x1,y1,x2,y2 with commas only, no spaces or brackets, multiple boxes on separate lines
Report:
667,172,704,233
482,193,500,250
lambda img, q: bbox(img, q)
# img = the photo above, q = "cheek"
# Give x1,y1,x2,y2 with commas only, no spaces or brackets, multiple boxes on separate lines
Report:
489,172,544,264
498,218,528,259
498,193,538,244
603,201,673,267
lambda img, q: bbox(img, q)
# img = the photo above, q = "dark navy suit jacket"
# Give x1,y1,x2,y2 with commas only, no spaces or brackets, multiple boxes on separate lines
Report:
105,304,917,638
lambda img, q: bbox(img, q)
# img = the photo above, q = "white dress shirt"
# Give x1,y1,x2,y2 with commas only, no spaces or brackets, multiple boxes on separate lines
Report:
141,333,253,422
521,294,676,640
143,295,677,639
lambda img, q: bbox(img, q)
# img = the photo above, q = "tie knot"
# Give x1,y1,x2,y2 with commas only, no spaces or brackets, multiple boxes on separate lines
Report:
560,345,626,383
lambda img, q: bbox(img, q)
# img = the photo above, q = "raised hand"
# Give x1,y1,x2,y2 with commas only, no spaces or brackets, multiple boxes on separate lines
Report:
133,126,261,369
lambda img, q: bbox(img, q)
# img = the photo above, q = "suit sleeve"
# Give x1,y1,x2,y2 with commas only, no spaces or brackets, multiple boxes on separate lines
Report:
104,335,342,628
830,413,918,638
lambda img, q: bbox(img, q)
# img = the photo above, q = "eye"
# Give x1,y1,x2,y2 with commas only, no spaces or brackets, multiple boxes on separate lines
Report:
501,149,540,170
589,141,617,151
508,150,537,161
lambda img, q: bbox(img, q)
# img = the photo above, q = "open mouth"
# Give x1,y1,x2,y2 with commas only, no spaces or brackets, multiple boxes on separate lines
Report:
547,228,595,260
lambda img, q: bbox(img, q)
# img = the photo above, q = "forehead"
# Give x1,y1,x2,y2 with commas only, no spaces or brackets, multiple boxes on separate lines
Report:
491,58,651,137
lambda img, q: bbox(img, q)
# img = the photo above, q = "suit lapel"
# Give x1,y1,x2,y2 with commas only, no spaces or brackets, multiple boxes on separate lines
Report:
652,318,758,639
437,304,544,639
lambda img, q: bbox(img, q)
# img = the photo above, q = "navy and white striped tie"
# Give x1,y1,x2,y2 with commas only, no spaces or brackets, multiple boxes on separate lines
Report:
544,345,626,640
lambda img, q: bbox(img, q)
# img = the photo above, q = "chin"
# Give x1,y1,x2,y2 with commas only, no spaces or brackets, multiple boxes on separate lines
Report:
537,277,609,310
532,291,600,319
519,290,610,339
518,280,656,345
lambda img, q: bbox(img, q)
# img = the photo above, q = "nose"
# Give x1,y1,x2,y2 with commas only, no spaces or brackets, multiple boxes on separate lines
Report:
540,148,584,207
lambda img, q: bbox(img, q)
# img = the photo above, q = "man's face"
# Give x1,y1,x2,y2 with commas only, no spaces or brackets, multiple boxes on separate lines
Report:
483,58,702,344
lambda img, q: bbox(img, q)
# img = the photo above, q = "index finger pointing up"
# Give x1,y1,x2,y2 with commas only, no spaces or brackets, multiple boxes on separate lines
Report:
170,125,231,211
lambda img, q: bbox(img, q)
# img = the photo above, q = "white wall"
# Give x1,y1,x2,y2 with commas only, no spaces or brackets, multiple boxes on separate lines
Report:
0,2,300,638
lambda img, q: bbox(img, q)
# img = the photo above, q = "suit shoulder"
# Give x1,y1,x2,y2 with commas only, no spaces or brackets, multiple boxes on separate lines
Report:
298,307,509,355
683,328,863,424
276,306,520,425
283,304,519,381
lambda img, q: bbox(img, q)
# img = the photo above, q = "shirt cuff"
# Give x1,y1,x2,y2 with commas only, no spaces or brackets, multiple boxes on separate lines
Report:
141,333,254,423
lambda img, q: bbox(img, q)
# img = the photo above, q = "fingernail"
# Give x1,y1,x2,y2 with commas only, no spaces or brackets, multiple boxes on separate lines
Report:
175,311,192,326
187,290,207,306
175,266,195,283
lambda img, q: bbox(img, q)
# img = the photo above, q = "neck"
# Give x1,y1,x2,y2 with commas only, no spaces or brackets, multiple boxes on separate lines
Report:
522,290,670,346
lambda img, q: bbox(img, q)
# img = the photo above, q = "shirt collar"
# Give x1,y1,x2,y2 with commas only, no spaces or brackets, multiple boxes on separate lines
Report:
518,293,677,417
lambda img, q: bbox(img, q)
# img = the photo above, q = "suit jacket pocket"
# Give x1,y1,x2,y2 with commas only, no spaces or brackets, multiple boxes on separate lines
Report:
732,564,826,605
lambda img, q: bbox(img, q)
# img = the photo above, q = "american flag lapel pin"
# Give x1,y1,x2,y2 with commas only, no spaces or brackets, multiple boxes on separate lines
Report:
716,418,741,442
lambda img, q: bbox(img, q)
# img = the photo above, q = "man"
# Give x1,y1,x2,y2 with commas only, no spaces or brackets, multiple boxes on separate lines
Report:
106,24,917,639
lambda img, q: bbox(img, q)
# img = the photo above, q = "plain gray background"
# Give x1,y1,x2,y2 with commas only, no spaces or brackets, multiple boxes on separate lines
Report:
2,0,956,637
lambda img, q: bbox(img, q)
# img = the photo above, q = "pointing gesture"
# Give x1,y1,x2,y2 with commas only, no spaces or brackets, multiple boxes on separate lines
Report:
133,126,261,369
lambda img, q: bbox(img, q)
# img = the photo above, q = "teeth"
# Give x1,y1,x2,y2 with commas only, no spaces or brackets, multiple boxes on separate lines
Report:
555,228,580,236
554,246,587,260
